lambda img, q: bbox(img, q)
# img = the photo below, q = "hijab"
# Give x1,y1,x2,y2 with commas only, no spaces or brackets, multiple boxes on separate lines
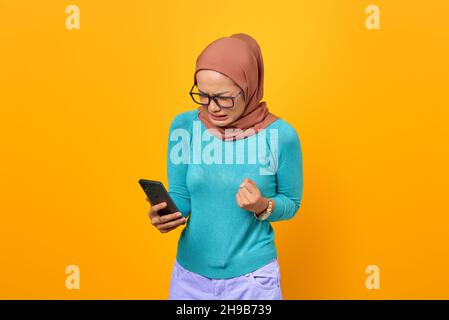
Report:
194,33,280,141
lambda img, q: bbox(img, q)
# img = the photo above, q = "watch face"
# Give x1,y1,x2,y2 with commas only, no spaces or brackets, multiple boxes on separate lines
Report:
259,212,270,220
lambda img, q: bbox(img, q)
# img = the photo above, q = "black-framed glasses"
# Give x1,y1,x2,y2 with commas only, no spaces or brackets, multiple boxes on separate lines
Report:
189,83,243,108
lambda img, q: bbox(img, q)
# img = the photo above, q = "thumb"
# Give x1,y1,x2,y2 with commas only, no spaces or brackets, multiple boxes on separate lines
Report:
240,178,249,188
246,178,256,185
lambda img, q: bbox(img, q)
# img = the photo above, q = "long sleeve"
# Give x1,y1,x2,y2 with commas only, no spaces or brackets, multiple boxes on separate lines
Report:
167,114,191,218
265,125,303,222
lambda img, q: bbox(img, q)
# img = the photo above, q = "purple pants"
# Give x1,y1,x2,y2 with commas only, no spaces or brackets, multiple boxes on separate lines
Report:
168,258,283,300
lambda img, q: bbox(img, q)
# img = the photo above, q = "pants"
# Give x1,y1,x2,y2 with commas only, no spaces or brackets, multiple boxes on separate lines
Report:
168,258,283,300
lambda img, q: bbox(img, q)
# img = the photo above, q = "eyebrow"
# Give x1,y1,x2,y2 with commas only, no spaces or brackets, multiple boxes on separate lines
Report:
198,88,230,95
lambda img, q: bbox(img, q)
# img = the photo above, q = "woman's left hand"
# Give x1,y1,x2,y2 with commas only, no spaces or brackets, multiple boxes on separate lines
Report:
236,178,269,215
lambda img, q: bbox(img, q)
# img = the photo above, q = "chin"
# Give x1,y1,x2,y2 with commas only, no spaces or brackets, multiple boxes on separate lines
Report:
210,120,231,127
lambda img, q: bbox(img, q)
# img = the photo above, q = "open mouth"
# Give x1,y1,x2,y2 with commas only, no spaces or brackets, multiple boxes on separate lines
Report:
209,113,228,121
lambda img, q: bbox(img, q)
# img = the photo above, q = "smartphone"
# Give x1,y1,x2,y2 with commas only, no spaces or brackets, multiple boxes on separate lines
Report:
138,179,179,216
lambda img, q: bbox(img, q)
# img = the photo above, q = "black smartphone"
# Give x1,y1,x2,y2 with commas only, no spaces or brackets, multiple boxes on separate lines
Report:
138,179,179,216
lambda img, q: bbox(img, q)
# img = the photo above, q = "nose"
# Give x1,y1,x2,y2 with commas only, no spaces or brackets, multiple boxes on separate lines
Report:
208,99,221,112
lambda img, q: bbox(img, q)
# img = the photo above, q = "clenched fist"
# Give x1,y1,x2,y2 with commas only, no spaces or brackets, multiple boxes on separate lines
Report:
235,178,270,216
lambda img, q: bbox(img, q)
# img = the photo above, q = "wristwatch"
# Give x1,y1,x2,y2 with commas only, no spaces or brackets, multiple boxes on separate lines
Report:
253,199,273,221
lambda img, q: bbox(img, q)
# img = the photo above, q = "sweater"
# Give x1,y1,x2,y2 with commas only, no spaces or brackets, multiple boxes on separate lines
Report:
167,109,303,278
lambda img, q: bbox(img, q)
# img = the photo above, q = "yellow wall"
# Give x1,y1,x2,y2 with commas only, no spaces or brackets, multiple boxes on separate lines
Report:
1,0,448,299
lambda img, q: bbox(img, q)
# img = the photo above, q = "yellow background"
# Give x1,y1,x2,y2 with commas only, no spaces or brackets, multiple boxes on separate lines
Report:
1,0,448,299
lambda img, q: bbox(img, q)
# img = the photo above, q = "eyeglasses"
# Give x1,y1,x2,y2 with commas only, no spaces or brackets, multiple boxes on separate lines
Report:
189,83,243,108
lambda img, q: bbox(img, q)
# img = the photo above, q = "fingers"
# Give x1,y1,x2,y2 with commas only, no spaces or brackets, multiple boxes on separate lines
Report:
149,209,182,226
239,187,252,203
159,211,183,224
236,188,252,207
244,182,258,194
240,177,257,187
240,178,250,188
240,178,258,194
236,192,243,207
236,178,262,210
157,217,186,233
145,200,186,233
160,223,182,233
148,202,167,218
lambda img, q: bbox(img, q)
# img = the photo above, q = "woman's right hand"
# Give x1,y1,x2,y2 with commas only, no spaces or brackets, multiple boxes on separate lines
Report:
146,198,186,233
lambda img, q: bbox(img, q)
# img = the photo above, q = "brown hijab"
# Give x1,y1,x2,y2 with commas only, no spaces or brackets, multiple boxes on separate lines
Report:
194,33,280,141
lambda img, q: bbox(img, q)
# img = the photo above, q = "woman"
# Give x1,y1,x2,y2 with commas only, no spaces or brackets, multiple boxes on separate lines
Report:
147,33,303,300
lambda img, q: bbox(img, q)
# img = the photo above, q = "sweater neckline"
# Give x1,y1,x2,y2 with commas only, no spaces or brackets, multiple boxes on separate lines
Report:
194,109,281,143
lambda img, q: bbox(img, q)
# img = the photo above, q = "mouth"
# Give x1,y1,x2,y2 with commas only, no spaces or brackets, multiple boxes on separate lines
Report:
208,113,228,121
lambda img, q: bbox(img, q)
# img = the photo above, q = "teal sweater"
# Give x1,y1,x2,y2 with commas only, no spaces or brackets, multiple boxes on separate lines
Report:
167,109,303,278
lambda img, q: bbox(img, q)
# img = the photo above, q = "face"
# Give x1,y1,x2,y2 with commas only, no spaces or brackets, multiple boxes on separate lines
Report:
195,70,246,127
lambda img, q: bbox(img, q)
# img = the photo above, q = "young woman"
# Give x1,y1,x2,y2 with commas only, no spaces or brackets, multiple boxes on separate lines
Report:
147,33,303,300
